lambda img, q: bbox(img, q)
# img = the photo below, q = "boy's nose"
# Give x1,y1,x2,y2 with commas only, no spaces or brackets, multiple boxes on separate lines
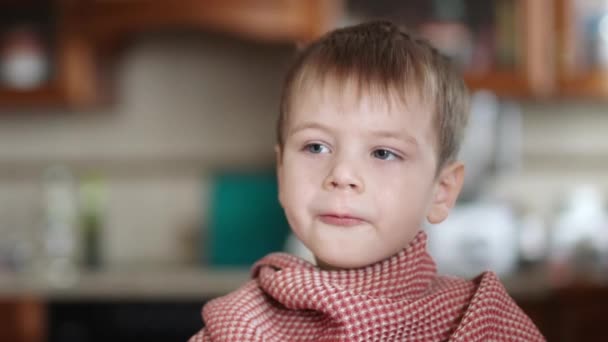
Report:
323,162,364,193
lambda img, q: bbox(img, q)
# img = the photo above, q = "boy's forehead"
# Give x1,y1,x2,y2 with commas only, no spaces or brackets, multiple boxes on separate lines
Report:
293,73,432,118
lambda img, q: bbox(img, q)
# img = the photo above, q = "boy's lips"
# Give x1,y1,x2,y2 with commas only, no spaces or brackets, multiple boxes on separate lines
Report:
318,213,366,227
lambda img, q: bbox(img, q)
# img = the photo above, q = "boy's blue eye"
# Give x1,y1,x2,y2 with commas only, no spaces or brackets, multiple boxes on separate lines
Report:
373,149,399,160
305,143,330,154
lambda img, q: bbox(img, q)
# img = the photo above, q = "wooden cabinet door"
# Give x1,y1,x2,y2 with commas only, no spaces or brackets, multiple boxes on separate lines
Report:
0,297,46,342
555,0,608,98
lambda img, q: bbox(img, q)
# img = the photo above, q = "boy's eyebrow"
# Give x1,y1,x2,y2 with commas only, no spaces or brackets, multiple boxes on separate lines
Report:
289,122,419,147
369,129,419,148
288,122,332,136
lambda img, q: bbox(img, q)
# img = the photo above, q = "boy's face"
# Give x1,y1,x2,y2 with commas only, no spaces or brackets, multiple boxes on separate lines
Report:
276,78,464,269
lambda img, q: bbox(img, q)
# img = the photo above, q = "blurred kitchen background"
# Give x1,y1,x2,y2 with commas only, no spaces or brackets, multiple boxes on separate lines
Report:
1,0,608,341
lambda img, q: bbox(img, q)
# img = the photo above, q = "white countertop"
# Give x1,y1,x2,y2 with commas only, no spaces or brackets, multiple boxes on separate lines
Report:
0,267,250,300
0,267,553,301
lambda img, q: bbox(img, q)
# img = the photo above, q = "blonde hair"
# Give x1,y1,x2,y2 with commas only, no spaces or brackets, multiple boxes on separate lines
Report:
277,20,470,170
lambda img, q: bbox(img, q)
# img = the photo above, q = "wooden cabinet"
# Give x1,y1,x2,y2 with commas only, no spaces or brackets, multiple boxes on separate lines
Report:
84,0,342,47
0,0,342,108
0,1,98,108
345,0,555,99
77,0,608,99
555,0,608,98
516,284,608,342
3,0,608,107
465,0,555,98
0,297,45,342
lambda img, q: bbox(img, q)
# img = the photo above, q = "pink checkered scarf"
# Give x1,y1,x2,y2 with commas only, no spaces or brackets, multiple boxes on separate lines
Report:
189,231,544,341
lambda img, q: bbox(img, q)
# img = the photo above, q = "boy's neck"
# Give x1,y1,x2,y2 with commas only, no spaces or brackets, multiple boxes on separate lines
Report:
314,257,343,271
314,249,405,271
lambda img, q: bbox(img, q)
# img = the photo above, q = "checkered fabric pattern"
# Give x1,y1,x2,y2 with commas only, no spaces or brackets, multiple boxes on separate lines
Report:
189,231,545,341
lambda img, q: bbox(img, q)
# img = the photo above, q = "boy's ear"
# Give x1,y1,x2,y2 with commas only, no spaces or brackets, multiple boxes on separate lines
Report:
426,161,465,224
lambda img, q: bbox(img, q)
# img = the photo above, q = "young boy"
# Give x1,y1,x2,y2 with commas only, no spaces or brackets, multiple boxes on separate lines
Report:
190,20,544,341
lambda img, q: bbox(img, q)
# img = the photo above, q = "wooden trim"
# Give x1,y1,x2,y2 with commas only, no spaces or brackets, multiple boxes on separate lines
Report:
297,0,343,43
555,0,572,75
464,70,532,98
0,0,99,109
0,297,45,342
16,297,46,342
0,0,344,108
559,69,608,97
463,0,554,98
0,85,67,108
57,1,100,108
86,0,341,49
555,0,608,98
524,0,555,97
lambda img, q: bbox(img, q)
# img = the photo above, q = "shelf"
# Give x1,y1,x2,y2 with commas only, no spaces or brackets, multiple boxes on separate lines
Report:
464,70,532,98
554,0,608,99
559,70,608,98
85,0,342,48
0,85,66,108
0,0,98,109
7,0,607,104
343,0,555,99
0,268,250,300
0,0,342,108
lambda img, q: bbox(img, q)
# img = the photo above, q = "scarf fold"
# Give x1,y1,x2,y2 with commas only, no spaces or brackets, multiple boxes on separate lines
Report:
190,231,545,341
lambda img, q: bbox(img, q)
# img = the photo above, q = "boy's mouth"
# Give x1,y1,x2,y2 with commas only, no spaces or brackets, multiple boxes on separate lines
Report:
318,213,366,227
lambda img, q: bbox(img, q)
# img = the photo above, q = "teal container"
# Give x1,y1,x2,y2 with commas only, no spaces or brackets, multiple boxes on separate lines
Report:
204,170,290,267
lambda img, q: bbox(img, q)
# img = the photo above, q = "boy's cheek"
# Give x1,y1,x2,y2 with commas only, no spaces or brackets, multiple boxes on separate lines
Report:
288,156,325,175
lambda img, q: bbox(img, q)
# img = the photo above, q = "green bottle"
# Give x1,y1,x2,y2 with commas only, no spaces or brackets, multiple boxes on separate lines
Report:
79,176,106,269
